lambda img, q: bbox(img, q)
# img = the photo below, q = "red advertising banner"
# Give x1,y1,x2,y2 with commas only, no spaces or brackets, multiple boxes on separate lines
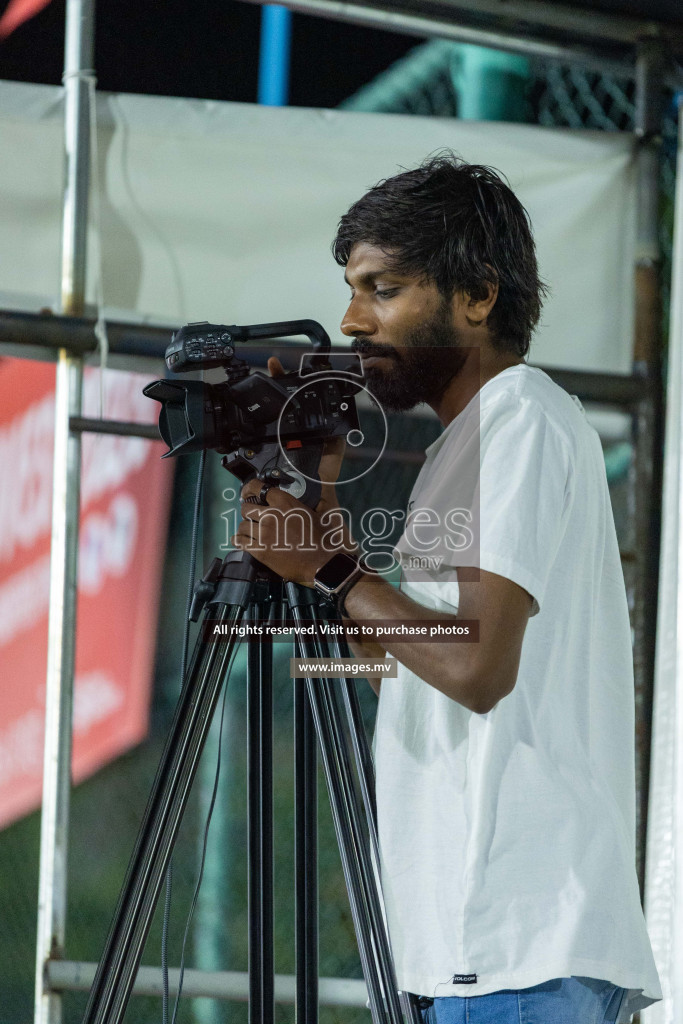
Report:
0,357,174,830
0,0,52,39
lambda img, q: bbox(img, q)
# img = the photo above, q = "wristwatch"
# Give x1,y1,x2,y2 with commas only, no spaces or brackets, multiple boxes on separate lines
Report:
313,552,367,614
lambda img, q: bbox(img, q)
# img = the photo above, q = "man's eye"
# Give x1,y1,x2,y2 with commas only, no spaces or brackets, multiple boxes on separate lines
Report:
376,288,398,299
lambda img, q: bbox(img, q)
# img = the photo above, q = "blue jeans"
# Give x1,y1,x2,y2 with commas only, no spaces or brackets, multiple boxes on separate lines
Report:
418,977,628,1023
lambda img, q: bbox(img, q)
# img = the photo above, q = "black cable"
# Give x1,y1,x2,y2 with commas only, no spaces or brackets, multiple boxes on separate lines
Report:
181,450,207,679
162,449,206,1024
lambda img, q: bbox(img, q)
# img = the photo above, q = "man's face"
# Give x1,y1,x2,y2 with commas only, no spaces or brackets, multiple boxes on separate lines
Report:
340,242,468,412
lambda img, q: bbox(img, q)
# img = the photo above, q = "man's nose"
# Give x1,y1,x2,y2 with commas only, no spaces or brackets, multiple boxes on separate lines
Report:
340,297,375,338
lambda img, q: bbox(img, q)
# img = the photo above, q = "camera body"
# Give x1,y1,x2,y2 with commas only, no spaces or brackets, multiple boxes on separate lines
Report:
144,320,364,507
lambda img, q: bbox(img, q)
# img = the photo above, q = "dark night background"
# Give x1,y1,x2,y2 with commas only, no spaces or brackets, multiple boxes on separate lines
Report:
0,0,421,107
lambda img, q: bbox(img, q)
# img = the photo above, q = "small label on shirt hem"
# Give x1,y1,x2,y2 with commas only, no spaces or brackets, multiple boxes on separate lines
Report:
452,974,478,984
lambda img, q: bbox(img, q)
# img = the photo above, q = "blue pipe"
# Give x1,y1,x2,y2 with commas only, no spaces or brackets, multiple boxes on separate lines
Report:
453,44,530,122
258,5,292,106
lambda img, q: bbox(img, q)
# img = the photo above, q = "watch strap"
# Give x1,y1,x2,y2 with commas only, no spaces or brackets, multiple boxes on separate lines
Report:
336,556,377,617
313,551,379,616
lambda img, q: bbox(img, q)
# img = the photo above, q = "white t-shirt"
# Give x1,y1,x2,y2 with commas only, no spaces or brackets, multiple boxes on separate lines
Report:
376,364,661,1019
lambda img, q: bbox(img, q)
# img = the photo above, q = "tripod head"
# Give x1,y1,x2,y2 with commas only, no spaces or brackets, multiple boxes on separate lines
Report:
144,319,364,508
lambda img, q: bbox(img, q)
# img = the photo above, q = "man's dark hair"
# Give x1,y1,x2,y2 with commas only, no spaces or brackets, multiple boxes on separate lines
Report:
332,153,547,358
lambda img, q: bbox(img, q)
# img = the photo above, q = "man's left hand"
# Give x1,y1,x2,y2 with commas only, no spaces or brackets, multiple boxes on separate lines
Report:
233,479,357,585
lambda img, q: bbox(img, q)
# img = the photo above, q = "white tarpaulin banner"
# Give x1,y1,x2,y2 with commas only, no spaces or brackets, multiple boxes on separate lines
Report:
0,78,636,373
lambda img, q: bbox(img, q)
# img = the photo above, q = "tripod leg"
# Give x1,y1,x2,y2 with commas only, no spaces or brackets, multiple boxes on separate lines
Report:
286,586,404,1024
330,636,423,1024
335,646,378,836
304,670,387,1022
315,675,404,1024
294,641,318,1024
81,603,245,1024
288,594,384,1018
247,608,275,1024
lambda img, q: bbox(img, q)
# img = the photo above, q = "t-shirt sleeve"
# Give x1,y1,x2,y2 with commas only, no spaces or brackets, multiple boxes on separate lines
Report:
393,392,573,615
474,396,573,614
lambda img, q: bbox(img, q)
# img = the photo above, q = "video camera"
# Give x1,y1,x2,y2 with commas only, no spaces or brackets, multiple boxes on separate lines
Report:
144,319,364,507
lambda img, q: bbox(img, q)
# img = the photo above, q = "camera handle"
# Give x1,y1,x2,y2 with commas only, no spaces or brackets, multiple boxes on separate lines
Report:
80,547,421,1024
226,319,331,353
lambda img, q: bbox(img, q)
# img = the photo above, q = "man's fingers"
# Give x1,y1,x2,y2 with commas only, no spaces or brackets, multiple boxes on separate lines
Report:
240,479,308,513
267,356,285,378
323,436,345,456
232,520,266,549
318,435,346,485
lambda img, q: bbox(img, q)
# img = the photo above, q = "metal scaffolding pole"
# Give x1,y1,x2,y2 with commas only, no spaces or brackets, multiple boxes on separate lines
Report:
239,0,683,89
0,309,655,407
643,95,683,1024
34,1,94,1022
631,39,665,897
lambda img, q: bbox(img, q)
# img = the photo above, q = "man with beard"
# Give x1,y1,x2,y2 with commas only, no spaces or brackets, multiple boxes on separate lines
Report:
235,155,660,1023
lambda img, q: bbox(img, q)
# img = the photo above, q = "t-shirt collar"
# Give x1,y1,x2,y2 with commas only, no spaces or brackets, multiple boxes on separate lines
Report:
423,365,525,461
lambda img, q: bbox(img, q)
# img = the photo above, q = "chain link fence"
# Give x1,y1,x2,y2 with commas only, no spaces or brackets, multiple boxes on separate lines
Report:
532,60,678,327
1,43,678,1024
342,43,677,325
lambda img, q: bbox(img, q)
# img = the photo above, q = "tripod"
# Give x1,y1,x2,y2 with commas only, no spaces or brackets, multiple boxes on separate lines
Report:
81,547,422,1024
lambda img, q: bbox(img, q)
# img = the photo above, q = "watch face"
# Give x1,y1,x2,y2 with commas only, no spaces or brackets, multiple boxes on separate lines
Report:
315,553,359,591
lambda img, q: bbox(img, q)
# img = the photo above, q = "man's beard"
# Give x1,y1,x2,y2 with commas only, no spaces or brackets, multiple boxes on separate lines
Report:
351,302,468,412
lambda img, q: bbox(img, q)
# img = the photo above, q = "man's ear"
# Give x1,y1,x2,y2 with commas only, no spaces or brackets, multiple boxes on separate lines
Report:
464,274,499,327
